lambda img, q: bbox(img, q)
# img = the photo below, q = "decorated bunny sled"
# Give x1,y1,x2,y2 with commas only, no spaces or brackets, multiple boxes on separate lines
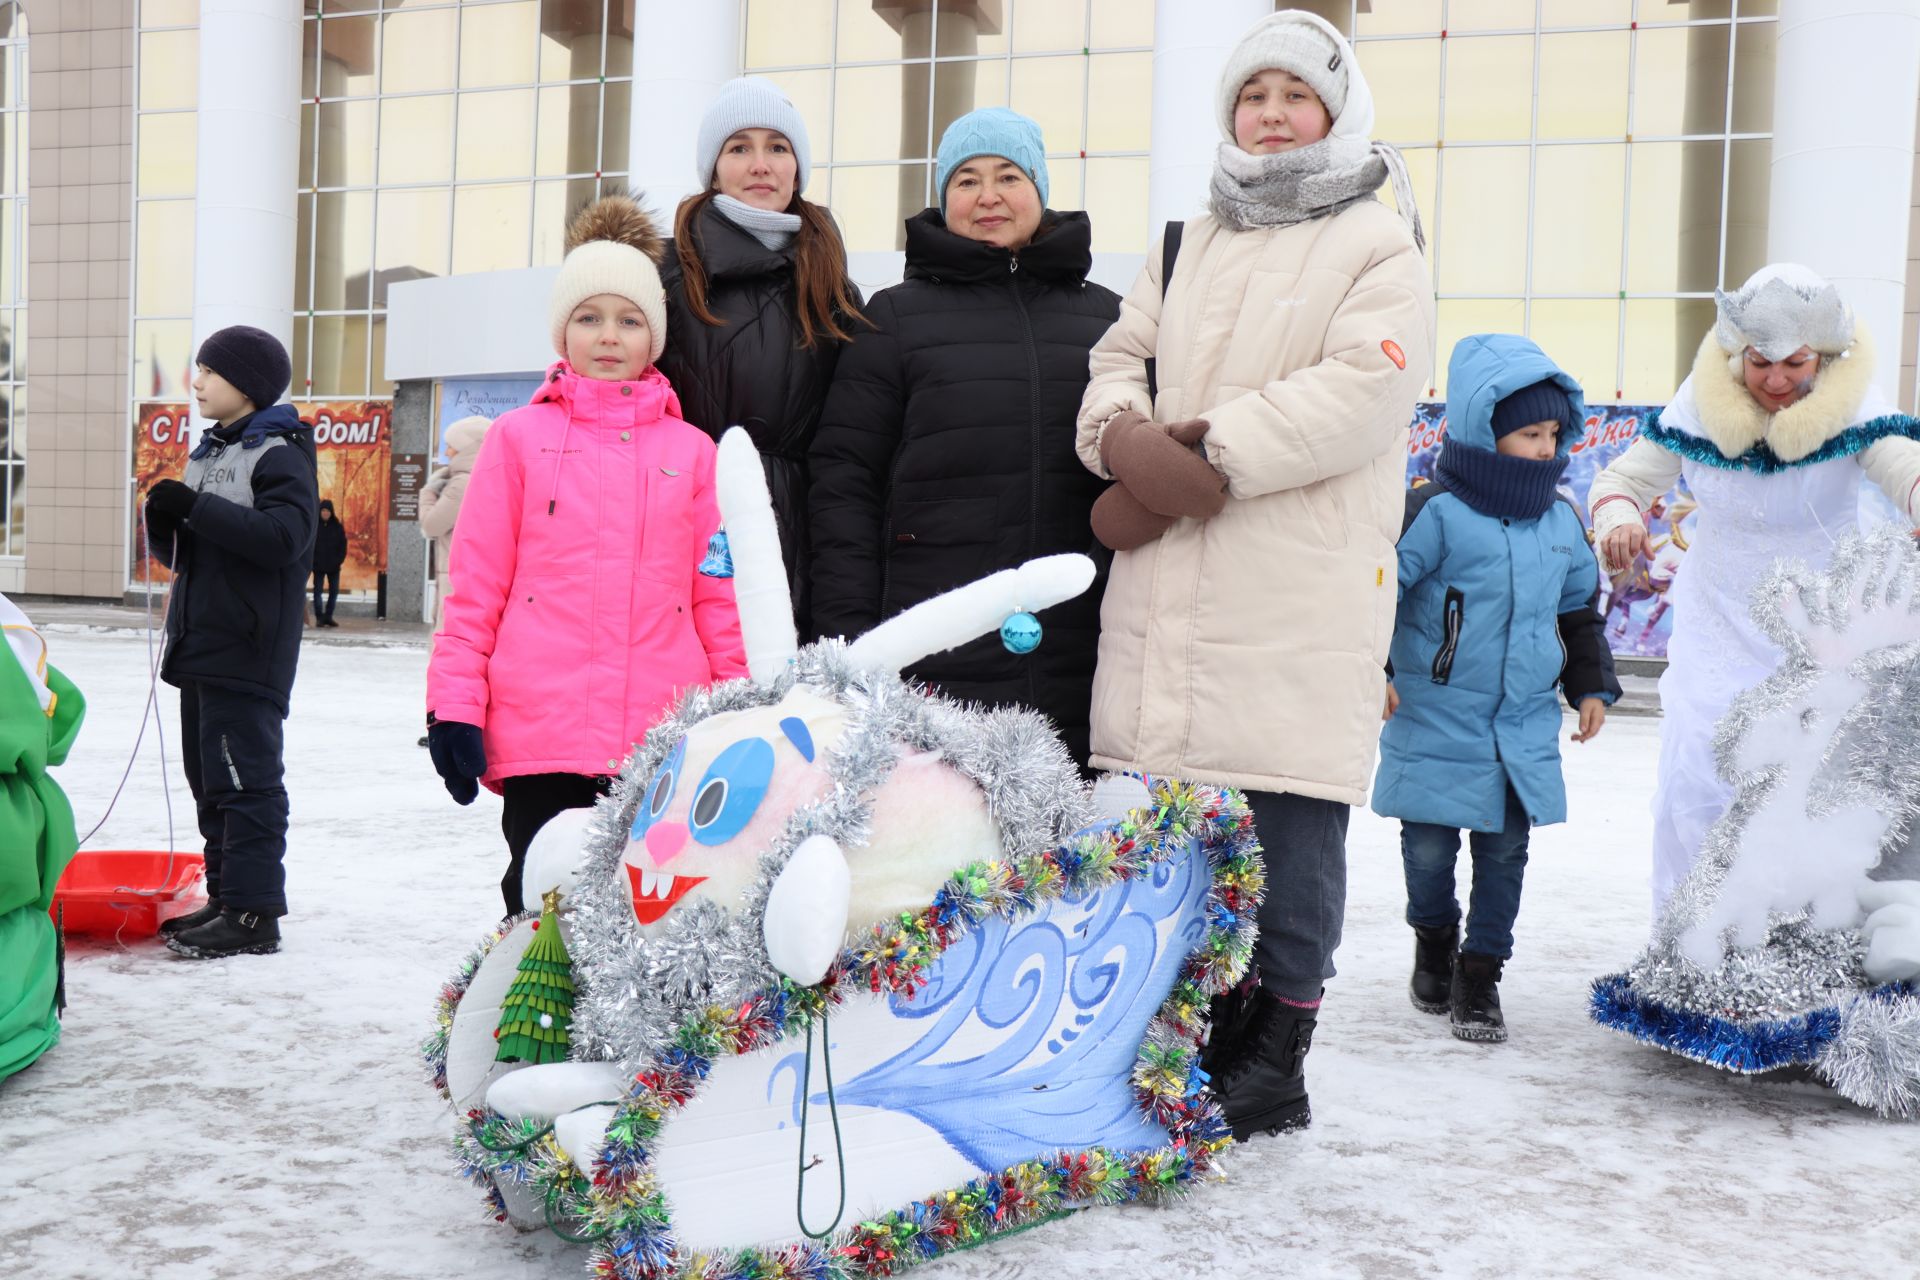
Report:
1590,527,1920,1118
422,430,1266,1277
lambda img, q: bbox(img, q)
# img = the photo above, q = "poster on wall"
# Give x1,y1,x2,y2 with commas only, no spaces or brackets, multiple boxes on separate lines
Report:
1405,403,1695,659
433,377,541,461
131,401,393,593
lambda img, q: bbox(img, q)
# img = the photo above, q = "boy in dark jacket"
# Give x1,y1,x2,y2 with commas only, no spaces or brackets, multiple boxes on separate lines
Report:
312,499,348,627
1374,334,1620,1042
145,325,316,958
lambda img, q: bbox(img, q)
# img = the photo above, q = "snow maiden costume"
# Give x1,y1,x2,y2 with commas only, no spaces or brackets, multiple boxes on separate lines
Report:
420,431,1266,1277
1587,265,1920,910
1585,266,1920,1115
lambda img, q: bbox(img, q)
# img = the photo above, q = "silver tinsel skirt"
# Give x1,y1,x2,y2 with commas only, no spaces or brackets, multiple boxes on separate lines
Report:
1591,527,1920,1119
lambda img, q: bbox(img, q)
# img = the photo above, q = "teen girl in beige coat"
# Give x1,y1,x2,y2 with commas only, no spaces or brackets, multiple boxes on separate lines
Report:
1077,10,1434,1139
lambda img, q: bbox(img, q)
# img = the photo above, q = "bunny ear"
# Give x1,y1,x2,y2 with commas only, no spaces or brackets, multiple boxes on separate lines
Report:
714,428,798,682
844,553,1097,676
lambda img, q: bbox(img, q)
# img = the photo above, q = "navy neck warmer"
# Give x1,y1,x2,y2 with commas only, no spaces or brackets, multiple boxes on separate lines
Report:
1435,439,1569,520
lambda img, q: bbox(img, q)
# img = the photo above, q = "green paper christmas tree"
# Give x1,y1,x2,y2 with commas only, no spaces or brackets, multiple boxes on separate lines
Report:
495,888,574,1064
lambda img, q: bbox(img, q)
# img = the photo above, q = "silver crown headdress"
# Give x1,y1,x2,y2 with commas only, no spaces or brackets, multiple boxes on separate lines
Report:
1712,262,1854,362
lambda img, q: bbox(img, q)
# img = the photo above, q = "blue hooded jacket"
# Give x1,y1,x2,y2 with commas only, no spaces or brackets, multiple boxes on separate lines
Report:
1372,335,1618,832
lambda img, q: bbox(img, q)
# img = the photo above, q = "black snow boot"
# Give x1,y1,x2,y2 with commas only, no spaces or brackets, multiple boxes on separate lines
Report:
1214,988,1317,1140
1410,922,1457,1015
1200,974,1260,1077
158,898,222,937
166,908,281,958
1450,952,1507,1042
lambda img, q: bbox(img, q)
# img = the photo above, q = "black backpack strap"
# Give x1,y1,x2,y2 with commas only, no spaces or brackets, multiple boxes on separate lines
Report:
1144,220,1184,407
1160,219,1184,300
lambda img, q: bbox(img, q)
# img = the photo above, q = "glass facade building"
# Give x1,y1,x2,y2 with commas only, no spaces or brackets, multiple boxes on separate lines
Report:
6,0,1919,601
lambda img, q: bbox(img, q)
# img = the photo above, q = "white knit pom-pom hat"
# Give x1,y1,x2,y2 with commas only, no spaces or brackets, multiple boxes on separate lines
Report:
548,193,668,365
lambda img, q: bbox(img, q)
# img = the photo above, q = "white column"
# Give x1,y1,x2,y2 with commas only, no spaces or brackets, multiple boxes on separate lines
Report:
1147,0,1270,234
1768,0,1920,405
190,0,301,431
629,0,744,217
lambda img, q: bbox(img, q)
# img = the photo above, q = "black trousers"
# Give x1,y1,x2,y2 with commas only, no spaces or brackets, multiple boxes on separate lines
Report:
499,772,609,915
311,569,339,622
179,682,290,915
1243,789,1351,1004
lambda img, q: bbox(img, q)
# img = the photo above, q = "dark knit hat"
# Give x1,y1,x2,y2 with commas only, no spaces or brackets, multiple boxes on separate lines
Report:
1489,378,1575,440
196,325,291,411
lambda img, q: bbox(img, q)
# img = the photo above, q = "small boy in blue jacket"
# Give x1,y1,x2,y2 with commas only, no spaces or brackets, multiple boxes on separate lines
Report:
1375,334,1620,1043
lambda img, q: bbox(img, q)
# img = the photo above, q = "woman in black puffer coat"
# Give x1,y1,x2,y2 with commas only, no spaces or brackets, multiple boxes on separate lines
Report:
657,77,864,638
808,109,1120,768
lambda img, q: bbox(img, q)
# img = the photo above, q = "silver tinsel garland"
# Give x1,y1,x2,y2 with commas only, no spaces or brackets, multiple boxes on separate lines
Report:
561,640,1091,1073
1608,527,1920,1115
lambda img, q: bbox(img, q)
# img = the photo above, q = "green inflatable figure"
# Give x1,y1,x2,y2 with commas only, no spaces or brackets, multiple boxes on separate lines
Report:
0,592,85,1082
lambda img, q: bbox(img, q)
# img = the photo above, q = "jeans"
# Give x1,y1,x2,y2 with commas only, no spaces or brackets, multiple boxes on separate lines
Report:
499,772,611,916
312,569,339,622
1400,785,1531,959
1244,789,1351,1004
179,682,290,915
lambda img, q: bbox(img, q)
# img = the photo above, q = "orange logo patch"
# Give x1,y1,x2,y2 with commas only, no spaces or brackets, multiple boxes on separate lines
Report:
1381,339,1406,370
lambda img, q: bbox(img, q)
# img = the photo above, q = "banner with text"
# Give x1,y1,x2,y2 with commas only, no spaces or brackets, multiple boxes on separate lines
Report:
131,402,393,593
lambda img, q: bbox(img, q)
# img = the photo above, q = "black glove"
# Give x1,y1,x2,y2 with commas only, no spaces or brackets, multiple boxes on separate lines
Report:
147,479,198,521
427,717,487,806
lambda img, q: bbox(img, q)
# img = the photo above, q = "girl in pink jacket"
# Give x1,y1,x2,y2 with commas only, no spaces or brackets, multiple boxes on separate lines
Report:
426,195,747,915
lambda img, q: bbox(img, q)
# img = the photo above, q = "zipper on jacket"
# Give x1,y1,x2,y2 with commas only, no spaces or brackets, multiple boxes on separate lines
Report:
1431,587,1464,685
877,435,914,616
1008,260,1044,708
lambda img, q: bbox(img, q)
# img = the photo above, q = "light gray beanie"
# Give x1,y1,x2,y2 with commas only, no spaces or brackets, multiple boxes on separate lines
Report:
694,75,812,195
1216,10,1354,142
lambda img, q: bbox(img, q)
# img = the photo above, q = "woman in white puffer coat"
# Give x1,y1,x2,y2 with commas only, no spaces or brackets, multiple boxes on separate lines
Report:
1075,10,1433,1141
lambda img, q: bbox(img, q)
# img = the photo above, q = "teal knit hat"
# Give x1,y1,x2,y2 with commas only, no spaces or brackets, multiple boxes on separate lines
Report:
934,107,1049,215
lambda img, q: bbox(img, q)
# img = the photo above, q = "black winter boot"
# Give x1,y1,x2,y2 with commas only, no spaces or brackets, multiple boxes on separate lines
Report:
166,908,281,958
1213,988,1317,1139
1450,952,1507,1042
1200,974,1260,1077
1410,922,1458,1015
159,898,222,937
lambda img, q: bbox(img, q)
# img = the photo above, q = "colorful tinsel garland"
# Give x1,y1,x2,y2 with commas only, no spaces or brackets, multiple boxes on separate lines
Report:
447,776,1262,1277
423,912,532,1099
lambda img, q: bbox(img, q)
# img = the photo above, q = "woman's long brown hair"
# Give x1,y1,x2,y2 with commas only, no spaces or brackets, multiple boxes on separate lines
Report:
673,189,868,349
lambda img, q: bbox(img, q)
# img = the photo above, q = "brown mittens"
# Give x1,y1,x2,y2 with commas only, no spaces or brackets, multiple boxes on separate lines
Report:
1091,412,1228,551
1091,482,1176,551
1099,411,1227,519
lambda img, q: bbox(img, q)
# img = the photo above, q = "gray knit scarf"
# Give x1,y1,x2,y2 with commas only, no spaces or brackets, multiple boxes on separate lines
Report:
1208,139,1425,250
713,194,802,251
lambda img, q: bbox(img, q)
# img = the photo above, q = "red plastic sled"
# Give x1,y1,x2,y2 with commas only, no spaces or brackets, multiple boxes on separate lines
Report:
51,850,206,936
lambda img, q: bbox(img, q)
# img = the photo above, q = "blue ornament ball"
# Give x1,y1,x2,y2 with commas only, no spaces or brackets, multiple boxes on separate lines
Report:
1000,611,1043,655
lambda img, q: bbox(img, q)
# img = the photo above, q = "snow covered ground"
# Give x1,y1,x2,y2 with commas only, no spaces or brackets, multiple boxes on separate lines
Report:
3,629,1913,1280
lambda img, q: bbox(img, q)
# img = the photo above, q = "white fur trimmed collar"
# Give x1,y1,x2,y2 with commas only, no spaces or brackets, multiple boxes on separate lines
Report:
1684,325,1877,462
